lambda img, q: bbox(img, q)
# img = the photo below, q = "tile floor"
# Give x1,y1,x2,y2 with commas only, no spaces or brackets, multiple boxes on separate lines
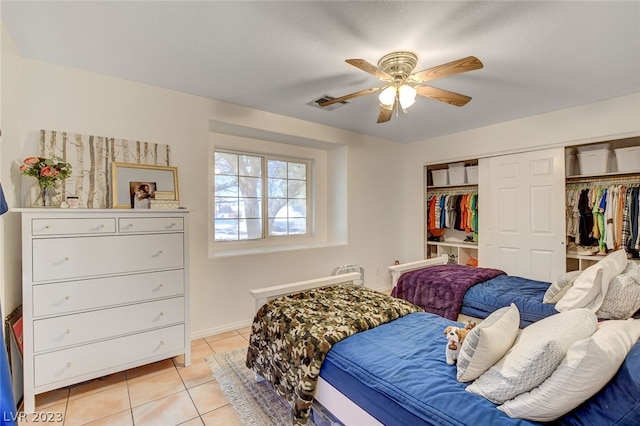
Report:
18,327,252,426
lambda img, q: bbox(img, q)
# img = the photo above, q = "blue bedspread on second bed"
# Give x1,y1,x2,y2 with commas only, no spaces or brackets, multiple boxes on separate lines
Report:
461,275,559,327
321,312,540,426
320,311,640,426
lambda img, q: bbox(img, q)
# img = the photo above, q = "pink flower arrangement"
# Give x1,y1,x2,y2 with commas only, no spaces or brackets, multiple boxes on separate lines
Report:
20,156,72,189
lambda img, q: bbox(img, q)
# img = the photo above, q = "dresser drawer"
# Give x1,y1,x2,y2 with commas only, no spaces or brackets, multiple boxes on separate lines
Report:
34,324,184,387
118,217,184,233
33,297,185,352
32,270,184,317
32,218,116,236
32,233,184,282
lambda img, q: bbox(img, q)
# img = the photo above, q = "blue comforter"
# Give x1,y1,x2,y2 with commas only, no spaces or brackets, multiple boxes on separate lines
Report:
461,275,558,327
321,312,538,425
320,312,640,426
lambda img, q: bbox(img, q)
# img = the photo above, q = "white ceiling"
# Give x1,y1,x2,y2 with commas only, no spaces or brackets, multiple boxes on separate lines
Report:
2,1,639,143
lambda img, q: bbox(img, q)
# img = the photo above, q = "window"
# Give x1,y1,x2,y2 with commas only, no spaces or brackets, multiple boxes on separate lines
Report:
214,150,310,241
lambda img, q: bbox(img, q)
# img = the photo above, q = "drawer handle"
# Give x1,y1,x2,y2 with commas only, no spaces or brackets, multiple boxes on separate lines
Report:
160,312,164,316
64,295,70,300
44,225,50,229
66,329,71,334
66,362,72,368
64,256,71,261
159,340,165,346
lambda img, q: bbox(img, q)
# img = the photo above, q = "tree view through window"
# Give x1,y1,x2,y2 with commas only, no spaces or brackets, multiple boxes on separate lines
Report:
214,151,309,241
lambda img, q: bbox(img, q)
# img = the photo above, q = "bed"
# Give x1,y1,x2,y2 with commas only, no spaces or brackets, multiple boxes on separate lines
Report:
247,272,640,426
389,252,640,327
389,256,559,327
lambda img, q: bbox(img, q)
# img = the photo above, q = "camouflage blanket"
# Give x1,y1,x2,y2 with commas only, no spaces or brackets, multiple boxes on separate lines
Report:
246,284,422,425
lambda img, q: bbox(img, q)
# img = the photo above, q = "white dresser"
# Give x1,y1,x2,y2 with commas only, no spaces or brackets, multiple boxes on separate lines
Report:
16,209,190,413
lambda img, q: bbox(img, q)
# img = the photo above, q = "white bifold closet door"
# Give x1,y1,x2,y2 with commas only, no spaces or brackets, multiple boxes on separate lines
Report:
478,148,566,282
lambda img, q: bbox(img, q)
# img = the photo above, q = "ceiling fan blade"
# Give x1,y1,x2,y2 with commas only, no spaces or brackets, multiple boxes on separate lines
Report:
318,87,381,107
346,59,393,81
377,103,394,123
410,56,483,83
415,85,472,107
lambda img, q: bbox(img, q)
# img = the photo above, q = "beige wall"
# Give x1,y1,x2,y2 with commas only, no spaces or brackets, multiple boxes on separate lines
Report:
400,93,640,263
1,30,406,336
3,21,640,336
1,23,23,318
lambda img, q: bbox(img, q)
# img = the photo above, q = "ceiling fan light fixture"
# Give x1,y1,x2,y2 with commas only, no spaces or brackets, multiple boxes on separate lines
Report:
398,84,417,110
378,86,396,108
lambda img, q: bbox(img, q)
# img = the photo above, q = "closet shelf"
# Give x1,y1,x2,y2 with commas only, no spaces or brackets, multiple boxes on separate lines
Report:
566,253,640,262
426,184,478,190
566,170,640,182
427,241,478,248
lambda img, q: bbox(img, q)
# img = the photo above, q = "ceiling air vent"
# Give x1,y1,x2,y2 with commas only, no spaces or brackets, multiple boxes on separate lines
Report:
307,94,348,111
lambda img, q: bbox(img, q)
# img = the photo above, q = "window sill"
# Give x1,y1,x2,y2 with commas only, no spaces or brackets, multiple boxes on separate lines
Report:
209,240,347,258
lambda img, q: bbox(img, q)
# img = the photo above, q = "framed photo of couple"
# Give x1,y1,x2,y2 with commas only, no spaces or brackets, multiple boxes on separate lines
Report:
111,163,179,209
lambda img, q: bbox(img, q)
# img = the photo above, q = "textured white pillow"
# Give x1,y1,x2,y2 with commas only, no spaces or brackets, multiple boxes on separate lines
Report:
466,309,597,404
556,249,628,312
498,319,640,421
596,273,640,320
544,270,582,304
456,304,520,382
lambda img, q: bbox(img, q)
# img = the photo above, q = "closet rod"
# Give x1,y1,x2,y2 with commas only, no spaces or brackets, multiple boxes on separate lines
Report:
566,175,640,187
427,187,478,195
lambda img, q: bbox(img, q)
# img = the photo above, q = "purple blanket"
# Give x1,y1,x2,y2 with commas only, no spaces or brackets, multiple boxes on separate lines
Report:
391,264,506,320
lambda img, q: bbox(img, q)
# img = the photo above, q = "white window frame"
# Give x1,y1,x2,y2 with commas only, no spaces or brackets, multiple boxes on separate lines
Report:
209,133,338,258
213,149,311,241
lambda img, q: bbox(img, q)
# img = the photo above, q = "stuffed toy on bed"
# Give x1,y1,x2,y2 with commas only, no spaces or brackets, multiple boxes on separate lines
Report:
443,323,474,365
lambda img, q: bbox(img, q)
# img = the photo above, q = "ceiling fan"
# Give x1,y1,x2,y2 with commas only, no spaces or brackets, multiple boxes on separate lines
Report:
319,51,483,123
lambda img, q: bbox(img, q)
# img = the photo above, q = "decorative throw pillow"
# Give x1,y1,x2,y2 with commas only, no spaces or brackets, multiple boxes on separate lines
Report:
466,309,597,404
596,273,640,320
556,249,628,312
561,339,640,425
544,270,582,304
498,319,640,421
456,304,520,382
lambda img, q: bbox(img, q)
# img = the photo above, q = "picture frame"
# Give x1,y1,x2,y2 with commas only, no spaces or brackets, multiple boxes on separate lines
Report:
4,305,23,360
111,163,179,208
129,181,157,209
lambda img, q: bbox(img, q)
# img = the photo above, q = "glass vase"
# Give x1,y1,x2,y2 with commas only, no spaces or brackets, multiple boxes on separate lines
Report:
42,186,57,207
30,182,61,207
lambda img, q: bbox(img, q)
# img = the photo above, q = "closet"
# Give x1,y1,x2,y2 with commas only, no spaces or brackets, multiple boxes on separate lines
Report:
424,137,640,279
564,137,640,271
424,160,479,266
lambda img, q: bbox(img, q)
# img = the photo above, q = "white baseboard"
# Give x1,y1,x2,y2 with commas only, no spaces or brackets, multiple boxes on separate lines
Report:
190,318,253,341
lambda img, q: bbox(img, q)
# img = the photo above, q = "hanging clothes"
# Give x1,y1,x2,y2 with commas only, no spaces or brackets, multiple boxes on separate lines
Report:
566,182,640,255
427,191,478,234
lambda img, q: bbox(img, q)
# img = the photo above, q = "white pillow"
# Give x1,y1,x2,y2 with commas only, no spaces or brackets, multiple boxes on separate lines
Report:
556,249,628,312
466,309,597,404
498,319,640,421
456,304,520,382
596,273,640,320
544,270,582,304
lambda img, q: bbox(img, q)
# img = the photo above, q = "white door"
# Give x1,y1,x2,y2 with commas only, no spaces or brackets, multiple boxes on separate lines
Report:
479,148,565,281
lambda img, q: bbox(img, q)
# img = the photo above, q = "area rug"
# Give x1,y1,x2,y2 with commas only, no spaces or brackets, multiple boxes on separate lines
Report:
206,348,318,425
